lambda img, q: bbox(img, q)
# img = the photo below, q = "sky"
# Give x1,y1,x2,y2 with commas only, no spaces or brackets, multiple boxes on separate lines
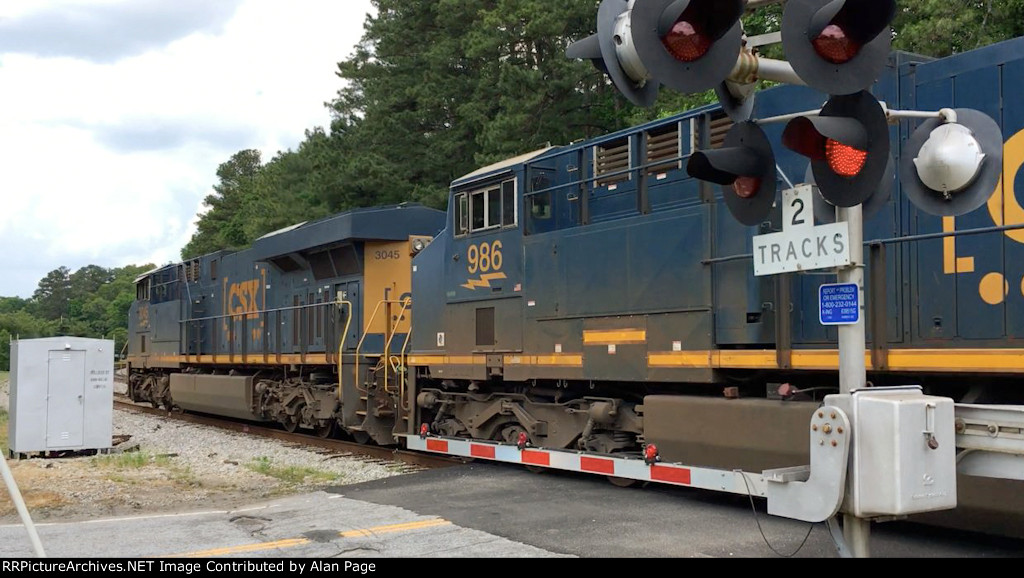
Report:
0,0,375,298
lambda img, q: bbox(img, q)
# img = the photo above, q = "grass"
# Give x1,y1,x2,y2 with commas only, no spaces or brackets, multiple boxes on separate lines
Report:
91,450,200,487
245,456,341,485
91,451,172,469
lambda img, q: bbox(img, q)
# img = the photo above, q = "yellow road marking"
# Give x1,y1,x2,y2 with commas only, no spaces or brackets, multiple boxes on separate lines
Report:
166,518,452,558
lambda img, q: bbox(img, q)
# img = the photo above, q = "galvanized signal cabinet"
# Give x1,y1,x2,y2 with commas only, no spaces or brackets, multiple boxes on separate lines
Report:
8,337,115,456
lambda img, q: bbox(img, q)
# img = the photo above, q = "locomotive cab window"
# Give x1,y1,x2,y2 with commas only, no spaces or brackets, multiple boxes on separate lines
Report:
455,193,468,237
466,178,517,234
501,180,516,227
529,192,551,219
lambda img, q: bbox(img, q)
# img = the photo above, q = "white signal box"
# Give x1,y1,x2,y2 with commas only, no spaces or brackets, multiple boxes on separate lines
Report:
8,337,114,456
826,386,957,518
753,185,851,276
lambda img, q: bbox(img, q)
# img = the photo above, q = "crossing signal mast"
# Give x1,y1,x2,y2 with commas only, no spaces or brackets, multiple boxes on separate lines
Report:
571,0,1009,559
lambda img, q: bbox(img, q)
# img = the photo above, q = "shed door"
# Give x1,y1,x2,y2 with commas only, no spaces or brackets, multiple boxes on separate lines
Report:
47,350,85,448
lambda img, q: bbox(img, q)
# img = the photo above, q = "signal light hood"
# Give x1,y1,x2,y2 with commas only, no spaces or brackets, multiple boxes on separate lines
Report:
782,0,896,95
783,91,890,208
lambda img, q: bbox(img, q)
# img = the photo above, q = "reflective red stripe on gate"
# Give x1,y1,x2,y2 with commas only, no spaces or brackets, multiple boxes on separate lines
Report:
580,457,615,475
521,450,550,466
650,465,692,485
426,439,449,453
471,444,496,459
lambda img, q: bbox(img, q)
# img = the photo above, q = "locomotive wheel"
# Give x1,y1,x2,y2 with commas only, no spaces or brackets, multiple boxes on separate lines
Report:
142,376,158,407
282,416,300,434
314,421,336,439
282,402,303,434
351,431,372,445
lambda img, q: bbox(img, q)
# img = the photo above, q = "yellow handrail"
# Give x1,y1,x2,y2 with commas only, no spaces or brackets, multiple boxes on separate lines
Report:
382,297,412,395
353,299,407,394
335,298,353,401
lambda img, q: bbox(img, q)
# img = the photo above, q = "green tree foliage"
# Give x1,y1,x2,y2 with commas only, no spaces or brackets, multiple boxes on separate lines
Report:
894,0,1024,57
0,264,152,370
181,149,263,259
31,266,72,319
180,0,1024,257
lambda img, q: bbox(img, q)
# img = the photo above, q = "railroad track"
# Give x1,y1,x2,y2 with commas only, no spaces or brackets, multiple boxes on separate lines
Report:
112,394,464,472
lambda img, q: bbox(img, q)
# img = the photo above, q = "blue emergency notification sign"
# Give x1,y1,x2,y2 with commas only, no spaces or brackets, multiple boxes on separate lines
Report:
819,283,860,325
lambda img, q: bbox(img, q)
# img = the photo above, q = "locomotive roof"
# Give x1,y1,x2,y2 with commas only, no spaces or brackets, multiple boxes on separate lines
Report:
248,202,446,261
452,146,556,188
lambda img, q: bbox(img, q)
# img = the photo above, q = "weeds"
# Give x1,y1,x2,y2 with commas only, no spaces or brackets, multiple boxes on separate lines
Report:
245,456,341,485
91,451,171,469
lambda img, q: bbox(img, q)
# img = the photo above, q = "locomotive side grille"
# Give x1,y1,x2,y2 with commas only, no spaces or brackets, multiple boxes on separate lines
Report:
709,112,733,150
184,260,200,283
594,137,631,187
646,123,681,175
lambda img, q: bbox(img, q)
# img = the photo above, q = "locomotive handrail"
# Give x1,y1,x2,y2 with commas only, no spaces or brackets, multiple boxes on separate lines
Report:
382,298,412,397
702,222,1024,265
522,152,693,201
179,301,332,324
335,299,353,403
353,299,409,395
180,300,340,364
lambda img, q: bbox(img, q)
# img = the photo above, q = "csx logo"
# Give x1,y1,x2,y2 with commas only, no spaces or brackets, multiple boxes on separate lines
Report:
227,279,262,319
222,273,267,342
947,128,1024,306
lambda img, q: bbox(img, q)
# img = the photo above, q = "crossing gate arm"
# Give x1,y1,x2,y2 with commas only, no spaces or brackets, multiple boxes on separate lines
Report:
399,435,767,497
955,404,1024,482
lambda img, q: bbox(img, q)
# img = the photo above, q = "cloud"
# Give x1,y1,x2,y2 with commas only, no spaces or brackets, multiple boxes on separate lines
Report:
0,0,244,63
84,119,259,154
0,0,375,298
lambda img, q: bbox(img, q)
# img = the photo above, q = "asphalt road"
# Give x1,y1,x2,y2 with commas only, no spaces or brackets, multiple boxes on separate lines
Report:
3,461,1022,559
333,461,1024,558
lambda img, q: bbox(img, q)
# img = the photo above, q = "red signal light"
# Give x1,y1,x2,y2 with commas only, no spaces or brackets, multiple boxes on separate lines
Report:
826,139,868,177
732,176,761,199
517,432,529,450
419,423,429,438
812,24,861,64
661,13,711,62
644,443,660,465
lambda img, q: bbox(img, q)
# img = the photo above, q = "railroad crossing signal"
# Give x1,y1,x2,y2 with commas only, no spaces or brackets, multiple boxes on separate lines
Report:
567,0,745,106
807,155,894,224
900,109,1005,216
629,0,745,95
687,121,777,226
782,91,891,208
571,0,1005,224
781,0,897,95
566,0,660,107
